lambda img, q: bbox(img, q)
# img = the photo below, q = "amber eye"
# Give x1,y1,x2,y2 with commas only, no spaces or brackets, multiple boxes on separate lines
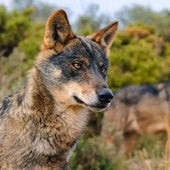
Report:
72,61,82,70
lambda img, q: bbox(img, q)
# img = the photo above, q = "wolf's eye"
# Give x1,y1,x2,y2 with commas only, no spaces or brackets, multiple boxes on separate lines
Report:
101,65,107,75
72,61,82,70
99,61,107,75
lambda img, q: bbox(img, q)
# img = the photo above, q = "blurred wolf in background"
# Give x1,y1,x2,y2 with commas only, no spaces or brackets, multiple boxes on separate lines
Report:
102,82,170,157
0,9,118,169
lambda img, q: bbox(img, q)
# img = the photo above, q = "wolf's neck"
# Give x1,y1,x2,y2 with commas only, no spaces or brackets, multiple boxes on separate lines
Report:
24,68,54,117
24,68,90,123
23,68,89,155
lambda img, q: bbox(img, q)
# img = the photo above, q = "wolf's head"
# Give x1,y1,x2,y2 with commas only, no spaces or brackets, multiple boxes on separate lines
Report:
35,10,118,112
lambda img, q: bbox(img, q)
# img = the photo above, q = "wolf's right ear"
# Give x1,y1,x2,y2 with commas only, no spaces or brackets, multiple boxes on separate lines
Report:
42,9,75,52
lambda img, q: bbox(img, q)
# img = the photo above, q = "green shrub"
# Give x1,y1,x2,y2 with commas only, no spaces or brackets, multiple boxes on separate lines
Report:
19,23,44,58
70,137,128,170
108,30,166,90
0,6,33,56
134,134,166,158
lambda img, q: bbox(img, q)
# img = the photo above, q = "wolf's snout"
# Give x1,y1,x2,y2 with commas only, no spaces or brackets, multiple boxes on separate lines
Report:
97,88,114,104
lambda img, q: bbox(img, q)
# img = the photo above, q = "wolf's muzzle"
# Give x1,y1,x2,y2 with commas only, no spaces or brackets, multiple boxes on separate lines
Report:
97,88,114,104
73,88,114,111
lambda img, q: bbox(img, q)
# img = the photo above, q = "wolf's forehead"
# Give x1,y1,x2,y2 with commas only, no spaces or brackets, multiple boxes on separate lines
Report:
75,37,107,60
78,37,103,54
46,37,107,65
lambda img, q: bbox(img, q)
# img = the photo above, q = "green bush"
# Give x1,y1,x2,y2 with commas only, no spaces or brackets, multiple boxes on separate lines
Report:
108,29,168,90
19,23,44,58
70,137,128,170
134,134,166,158
0,6,33,56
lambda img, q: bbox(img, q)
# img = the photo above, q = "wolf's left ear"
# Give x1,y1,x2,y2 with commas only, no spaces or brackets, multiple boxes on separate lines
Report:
42,9,75,52
87,22,118,56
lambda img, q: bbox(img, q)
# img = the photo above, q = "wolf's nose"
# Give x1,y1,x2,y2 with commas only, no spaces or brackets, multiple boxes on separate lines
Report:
98,88,114,104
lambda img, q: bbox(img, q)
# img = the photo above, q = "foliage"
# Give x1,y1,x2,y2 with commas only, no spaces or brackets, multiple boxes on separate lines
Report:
19,23,44,58
70,137,128,170
134,134,166,158
0,6,33,57
108,26,165,90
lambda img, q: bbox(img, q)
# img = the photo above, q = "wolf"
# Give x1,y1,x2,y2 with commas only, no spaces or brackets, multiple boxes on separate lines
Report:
0,9,118,169
102,83,170,157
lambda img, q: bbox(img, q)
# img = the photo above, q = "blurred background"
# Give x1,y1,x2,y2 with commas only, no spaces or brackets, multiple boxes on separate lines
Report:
0,0,170,169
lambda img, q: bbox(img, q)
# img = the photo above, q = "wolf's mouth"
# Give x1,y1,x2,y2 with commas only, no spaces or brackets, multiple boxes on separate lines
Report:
73,96,108,111
73,96,84,104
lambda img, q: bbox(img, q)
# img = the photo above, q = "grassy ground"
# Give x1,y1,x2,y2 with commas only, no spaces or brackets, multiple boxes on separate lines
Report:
70,133,170,170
